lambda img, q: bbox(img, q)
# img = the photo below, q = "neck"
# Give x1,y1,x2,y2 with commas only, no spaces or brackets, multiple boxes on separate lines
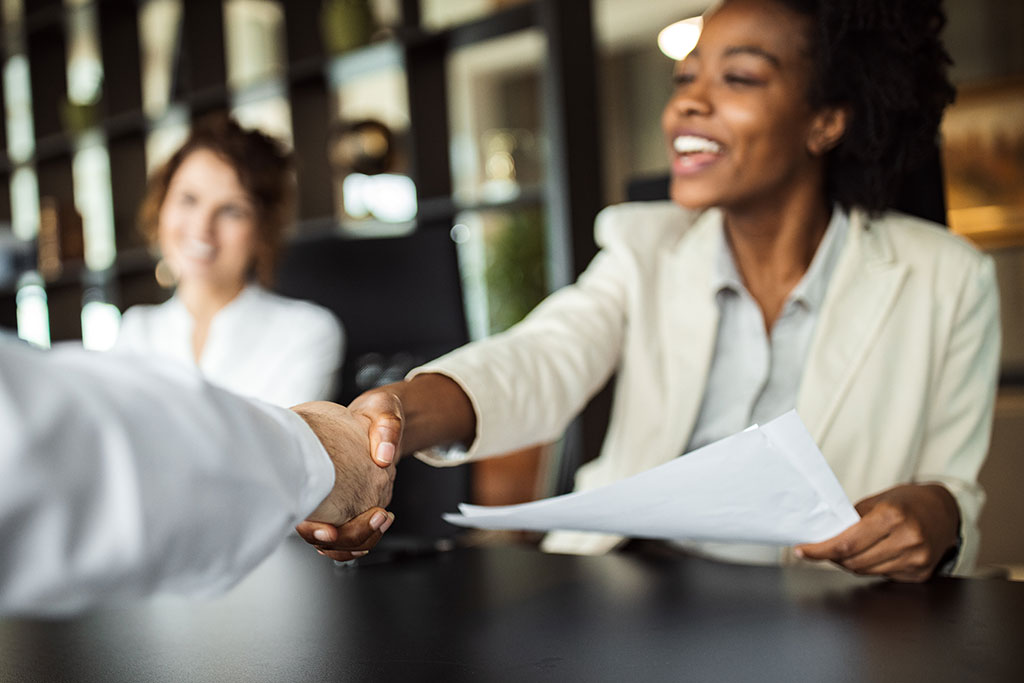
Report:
720,183,832,288
719,182,833,332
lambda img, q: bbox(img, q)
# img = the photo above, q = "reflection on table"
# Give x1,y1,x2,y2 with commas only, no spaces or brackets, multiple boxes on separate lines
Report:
2,537,1023,682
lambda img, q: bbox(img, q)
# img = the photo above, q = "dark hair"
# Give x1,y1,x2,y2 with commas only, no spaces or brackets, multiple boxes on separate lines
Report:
773,0,956,214
138,114,295,286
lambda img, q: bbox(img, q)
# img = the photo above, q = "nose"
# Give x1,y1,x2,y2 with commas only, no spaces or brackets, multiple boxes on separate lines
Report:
185,205,217,241
669,78,711,118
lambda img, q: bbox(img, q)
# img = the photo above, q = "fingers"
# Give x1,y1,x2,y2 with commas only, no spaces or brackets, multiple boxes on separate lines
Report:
795,511,893,563
295,520,338,545
351,391,404,467
296,507,395,558
794,484,957,582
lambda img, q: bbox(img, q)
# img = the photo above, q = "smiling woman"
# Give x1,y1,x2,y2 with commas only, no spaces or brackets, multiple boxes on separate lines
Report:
111,116,345,409
303,0,1001,583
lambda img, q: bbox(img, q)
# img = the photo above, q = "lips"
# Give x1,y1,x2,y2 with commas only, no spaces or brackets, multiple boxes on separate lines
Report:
181,239,215,262
670,133,724,174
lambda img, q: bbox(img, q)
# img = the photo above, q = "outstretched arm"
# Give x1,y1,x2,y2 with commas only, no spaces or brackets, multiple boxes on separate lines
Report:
0,342,392,616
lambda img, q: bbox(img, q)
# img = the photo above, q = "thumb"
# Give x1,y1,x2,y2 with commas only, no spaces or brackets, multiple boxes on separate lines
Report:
352,391,404,467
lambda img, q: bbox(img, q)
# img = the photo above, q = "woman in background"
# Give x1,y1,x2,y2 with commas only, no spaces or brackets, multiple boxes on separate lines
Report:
115,115,343,408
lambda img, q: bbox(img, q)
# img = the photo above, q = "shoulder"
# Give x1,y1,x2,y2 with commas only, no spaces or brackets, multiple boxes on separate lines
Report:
252,288,343,340
594,201,706,253
866,210,993,280
118,299,173,332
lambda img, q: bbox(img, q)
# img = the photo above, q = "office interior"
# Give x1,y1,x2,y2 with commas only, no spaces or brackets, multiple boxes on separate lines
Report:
0,0,1021,576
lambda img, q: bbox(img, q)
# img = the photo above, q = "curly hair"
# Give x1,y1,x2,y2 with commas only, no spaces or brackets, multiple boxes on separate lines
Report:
772,0,957,214
138,114,295,287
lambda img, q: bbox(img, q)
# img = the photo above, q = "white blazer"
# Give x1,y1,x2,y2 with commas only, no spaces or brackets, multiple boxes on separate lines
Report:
416,202,1000,575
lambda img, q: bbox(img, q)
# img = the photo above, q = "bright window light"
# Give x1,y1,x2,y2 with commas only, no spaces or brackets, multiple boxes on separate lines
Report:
16,275,50,349
81,300,122,351
342,173,417,223
658,17,703,61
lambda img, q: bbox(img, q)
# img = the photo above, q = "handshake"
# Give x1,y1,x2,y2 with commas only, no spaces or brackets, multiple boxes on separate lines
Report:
288,391,408,561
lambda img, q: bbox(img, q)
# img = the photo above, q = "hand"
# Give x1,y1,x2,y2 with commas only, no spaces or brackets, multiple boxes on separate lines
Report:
794,483,960,582
350,388,405,467
295,390,406,550
296,507,395,561
292,401,395,525
295,376,474,554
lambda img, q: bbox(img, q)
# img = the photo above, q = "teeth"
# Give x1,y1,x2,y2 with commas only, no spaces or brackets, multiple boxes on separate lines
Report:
673,135,722,155
182,239,215,260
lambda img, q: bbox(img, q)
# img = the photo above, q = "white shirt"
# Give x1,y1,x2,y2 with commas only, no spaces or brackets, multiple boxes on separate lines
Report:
0,339,334,616
686,209,848,452
677,209,848,564
115,284,344,407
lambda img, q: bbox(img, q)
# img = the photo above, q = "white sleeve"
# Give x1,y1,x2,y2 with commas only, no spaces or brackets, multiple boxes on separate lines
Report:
916,254,1001,575
0,340,335,616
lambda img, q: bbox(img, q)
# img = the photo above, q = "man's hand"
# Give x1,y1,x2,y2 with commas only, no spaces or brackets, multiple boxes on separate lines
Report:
794,483,960,582
296,507,394,561
292,401,395,527
294,376,473,555
293,391,405,552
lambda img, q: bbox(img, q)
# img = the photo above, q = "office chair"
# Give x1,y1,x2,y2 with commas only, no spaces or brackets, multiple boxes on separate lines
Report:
275,226,471,547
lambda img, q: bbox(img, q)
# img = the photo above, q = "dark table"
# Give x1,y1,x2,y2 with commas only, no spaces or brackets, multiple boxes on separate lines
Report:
2,537,1023,682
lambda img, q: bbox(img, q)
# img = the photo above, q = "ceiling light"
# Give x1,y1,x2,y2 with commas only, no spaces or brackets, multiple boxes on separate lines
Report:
658,17,703,60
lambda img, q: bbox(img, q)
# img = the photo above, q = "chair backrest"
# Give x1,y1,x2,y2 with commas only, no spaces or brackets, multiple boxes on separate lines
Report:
275,227,470,543
275,228,469,404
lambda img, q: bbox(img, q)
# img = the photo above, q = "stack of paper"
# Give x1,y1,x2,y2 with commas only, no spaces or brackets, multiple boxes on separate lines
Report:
443,410,859,545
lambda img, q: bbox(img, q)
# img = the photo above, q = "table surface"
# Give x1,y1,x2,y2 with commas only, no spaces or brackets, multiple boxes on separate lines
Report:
2,538,1023,682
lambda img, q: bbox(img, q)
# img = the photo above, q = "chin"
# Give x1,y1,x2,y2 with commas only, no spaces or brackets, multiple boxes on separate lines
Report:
669,183,718,211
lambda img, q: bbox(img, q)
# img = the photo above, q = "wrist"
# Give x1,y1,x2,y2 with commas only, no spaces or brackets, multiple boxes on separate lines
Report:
400,373,476,454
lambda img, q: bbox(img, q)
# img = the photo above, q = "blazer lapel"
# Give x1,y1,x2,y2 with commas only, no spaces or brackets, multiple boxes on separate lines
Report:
659,209,721,457
797,209,908,444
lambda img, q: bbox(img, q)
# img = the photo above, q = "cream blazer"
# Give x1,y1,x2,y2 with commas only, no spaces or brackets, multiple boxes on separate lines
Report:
416,202,1000,575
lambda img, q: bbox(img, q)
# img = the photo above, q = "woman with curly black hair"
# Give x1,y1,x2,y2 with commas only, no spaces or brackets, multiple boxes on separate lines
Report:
302,0,1000,582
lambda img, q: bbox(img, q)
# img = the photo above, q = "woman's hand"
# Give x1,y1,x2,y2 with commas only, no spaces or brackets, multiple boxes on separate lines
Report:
794,483,960,582
349,388,406,467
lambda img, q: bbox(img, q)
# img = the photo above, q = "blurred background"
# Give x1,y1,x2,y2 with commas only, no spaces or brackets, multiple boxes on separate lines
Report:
0,0,1021,573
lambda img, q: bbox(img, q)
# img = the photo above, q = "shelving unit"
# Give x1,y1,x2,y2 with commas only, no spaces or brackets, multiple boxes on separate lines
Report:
0,0,609,503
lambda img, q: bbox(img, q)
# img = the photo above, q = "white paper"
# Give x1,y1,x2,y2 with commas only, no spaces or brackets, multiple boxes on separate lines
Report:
443,410,859,546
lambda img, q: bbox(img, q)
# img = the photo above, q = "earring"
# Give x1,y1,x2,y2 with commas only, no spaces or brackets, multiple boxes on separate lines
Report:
154,258,178,288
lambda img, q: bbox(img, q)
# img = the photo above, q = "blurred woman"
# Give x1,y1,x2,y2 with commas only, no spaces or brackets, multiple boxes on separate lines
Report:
115,116,343,408
306,0,999,582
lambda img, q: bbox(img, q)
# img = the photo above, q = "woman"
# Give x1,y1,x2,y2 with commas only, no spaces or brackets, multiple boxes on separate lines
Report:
304,0,999,581
115,116,344,408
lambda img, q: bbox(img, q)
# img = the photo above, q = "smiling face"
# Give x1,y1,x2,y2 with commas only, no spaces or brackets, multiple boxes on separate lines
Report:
662,0,844,214
157,148,260,294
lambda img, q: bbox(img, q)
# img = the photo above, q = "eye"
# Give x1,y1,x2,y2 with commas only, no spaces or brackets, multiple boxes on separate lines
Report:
220,205,250,220
177,192,198,206
672,72,696,87
724,73,764,87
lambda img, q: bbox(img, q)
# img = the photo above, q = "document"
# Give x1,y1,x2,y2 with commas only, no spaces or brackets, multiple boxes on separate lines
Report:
443,410,860,545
